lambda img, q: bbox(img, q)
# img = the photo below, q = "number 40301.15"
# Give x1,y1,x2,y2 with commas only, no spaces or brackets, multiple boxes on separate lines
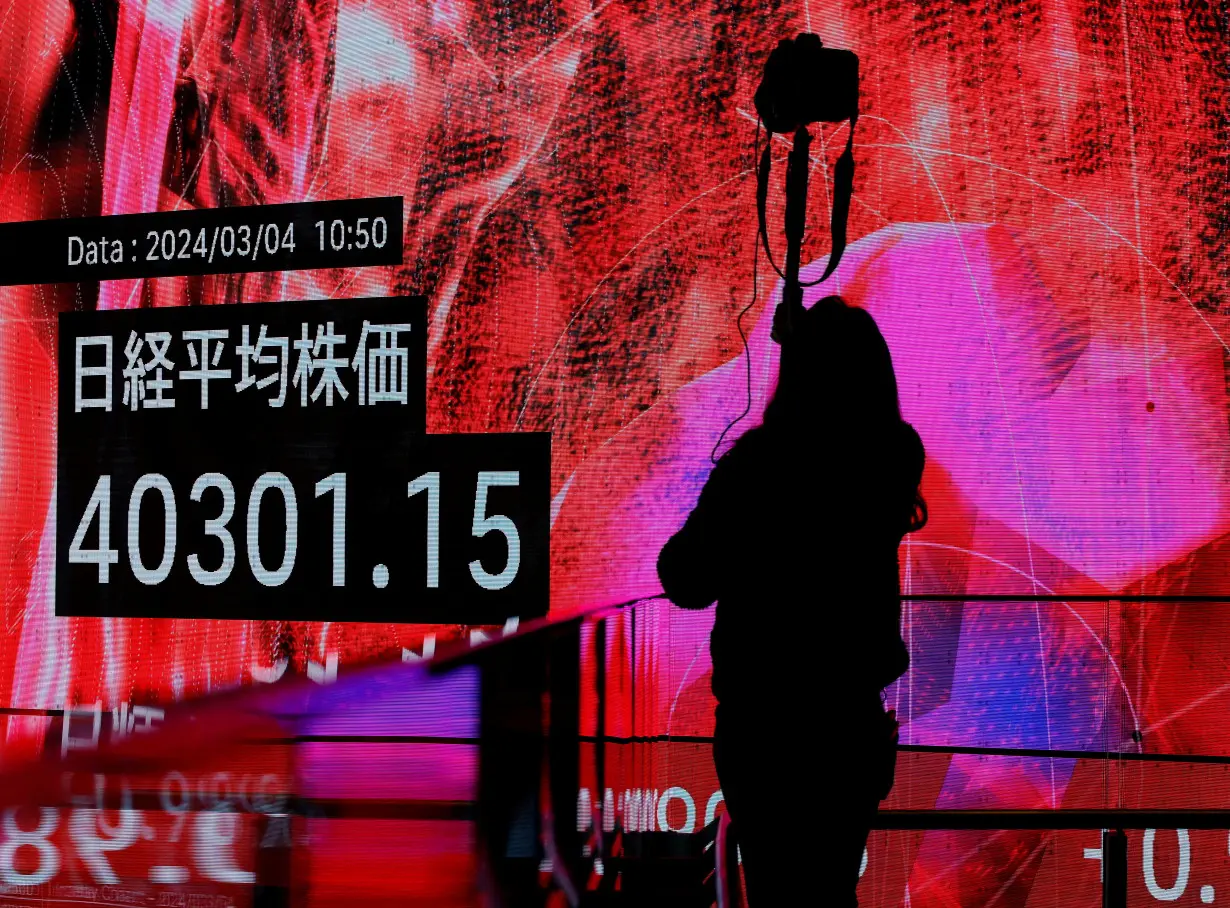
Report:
67,471,523,591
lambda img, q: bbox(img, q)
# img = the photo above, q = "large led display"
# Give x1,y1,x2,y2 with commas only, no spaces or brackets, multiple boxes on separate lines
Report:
0,0,1226,904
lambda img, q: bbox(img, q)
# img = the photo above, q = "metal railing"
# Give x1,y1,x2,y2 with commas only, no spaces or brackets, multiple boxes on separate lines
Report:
549,592,1230,907
11,590,1214,907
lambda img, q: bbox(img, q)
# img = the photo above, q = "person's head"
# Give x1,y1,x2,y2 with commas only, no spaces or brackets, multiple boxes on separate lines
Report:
761,295,927,530
765,295,900,426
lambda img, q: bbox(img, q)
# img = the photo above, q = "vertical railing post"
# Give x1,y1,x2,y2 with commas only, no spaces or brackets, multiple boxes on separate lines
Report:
476,633,549,907
595,616,607,822
549,623,583,869
1102,828,1128,908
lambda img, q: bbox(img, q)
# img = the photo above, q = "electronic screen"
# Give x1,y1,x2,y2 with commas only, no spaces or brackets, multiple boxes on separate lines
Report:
0,1,1225,905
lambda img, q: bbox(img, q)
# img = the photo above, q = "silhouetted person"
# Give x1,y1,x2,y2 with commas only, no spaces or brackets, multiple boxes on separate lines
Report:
658,296,927,907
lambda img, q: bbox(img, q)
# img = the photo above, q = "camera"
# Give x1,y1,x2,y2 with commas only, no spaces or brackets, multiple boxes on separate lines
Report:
753,33,859,135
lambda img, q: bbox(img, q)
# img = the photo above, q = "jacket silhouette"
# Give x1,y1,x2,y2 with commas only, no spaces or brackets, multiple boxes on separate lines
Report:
658,296,926,907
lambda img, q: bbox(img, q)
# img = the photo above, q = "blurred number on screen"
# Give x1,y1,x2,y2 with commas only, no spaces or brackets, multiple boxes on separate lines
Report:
315,218,387,251
470,471,521,591
161,771,191,843
193,811,254,884
69,475,119,582
70,468,528,593
73,472,301,587
189,473,236,586
1143,828,1189,901
69,808,139,884
316,473,347,586
408,471,440,588
127,474,177,585
0,807,60,885
247,472,298,587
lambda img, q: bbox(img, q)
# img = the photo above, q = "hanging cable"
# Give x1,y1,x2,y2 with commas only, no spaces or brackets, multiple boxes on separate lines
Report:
711,119,767,464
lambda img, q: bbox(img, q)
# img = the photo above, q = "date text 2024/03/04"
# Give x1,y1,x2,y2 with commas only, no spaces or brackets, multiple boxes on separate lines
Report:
67,216,391,268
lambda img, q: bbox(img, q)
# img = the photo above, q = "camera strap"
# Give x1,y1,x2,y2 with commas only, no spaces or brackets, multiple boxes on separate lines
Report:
755,114,857,286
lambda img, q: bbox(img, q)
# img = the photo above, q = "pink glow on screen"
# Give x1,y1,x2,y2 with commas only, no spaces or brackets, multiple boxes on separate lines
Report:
0,0,1225,903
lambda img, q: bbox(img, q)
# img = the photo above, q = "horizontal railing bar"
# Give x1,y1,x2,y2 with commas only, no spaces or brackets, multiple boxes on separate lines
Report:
898,743,1230,765
259,735,1230,768
0,799,1220,827
872,810,1230,830
899,594,1230,602
576,737,1230,765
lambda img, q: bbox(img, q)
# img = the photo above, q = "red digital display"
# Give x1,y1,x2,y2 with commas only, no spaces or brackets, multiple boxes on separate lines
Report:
0,0,1226,905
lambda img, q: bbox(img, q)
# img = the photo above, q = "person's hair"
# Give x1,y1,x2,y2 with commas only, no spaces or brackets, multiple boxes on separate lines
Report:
748,295,927,533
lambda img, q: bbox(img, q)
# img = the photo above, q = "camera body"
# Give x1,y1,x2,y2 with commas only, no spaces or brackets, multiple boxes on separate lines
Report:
753,33,859,134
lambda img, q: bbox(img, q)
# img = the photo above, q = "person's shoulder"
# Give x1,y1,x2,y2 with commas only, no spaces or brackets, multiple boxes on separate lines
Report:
704,428,773,500
718,427,774,472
